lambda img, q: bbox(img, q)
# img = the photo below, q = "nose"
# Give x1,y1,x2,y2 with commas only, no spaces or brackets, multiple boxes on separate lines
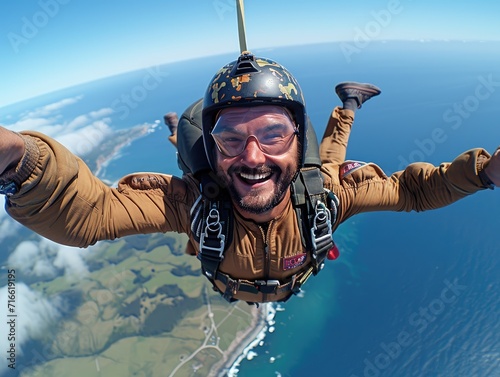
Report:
240,137,266,167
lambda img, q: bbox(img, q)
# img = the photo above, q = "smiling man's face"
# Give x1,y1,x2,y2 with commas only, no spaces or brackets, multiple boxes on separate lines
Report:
213,105,299,222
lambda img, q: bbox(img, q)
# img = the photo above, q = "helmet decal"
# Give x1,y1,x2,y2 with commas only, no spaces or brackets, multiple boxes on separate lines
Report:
231,74,251,91
210,82,226,104
255,58,281,68
279,83,298,100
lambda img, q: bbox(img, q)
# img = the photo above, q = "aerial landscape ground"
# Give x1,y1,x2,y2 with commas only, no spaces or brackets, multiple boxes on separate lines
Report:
18,231,264,377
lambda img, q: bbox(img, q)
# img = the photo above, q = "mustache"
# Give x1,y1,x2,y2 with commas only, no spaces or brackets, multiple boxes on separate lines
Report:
228,165,281,176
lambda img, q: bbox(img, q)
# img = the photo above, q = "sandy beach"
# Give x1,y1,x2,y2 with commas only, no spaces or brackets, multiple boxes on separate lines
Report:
209,303,273,377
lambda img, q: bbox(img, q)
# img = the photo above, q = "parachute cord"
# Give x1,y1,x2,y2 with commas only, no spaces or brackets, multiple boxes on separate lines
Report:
236,0,248,53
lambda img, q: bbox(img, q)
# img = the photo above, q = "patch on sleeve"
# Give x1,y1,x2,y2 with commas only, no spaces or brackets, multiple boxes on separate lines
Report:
283,253,307,271
340,160,367,178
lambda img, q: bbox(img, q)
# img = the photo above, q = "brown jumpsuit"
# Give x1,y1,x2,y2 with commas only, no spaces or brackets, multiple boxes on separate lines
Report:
4,107,492,302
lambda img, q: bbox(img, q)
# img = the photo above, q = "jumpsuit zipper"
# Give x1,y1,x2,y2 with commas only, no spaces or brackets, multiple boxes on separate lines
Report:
259,223,271,301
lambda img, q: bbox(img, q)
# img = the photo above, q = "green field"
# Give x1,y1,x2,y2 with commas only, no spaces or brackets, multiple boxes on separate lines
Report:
20,232,259,377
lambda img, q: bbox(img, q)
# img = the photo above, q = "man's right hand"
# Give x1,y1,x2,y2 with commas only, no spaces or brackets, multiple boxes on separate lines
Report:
0,126,25,176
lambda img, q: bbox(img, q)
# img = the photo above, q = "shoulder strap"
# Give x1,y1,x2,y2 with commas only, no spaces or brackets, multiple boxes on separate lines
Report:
190,176,234,285
291,167,336,275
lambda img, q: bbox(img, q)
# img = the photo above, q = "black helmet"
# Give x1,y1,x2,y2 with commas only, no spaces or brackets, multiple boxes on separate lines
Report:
202,52,320,171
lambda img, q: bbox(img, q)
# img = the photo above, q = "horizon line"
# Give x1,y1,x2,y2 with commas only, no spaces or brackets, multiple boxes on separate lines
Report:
2,39,500,110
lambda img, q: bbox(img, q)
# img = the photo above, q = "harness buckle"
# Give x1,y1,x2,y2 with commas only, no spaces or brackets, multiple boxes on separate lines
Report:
223,277,240,301
199,232,226,257
198,207,226,279
310,201,332,254
255,280,280,294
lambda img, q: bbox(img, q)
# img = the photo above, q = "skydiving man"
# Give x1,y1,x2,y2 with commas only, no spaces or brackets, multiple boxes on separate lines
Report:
1,52,498,303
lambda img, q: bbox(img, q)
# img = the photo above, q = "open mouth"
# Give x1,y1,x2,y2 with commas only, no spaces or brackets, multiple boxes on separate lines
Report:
238,171,273,184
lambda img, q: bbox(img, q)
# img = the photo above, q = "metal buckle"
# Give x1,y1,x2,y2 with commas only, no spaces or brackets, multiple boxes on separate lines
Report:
199,232,225,257
254,280,280,294
310,201,332,253
198,207,226,279
199,208,226,257
223,278,240,301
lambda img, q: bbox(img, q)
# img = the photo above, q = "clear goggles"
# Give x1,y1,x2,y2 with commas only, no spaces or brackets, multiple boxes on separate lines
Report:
210,107,299,158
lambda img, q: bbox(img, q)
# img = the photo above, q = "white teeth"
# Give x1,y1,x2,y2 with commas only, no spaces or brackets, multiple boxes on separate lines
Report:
239,172,272,180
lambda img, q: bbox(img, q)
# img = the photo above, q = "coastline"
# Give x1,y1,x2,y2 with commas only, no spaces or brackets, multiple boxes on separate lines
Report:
209,303,275,377
91,122,154,177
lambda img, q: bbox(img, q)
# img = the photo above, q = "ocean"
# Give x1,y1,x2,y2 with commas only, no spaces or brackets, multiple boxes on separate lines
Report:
220,42,500,377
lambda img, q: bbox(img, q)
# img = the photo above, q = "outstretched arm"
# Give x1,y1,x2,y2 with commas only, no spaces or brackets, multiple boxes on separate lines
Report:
1,129,194,248
323,148,494,227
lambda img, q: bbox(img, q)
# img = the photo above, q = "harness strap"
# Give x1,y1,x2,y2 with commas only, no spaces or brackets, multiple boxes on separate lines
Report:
292,167,335,274
192,179,233,282
197,200,232,280
198,206,226,280
216,267,315,302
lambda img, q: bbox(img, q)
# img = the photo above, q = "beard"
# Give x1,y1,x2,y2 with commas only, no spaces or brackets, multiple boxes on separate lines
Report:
217,164,296,215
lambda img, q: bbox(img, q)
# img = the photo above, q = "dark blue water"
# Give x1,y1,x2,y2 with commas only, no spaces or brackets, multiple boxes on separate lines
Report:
229,42,500,377
1,42,499,377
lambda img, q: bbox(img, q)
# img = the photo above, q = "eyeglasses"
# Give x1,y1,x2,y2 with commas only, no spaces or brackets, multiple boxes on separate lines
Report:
210,115,299,158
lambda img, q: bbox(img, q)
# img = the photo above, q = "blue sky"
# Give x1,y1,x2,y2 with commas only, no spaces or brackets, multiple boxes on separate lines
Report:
1,0,500,108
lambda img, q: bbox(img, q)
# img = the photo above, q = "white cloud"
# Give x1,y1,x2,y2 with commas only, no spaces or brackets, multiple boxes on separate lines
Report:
7,241,39,269
21,96,84,119
5,117,54,133
7,238,89,280
32,258,58,279
43,97,83,112
0,208,23,243
7,240,56,279
64,108,113,131
89,108,114,119
0,283,62,373
40,239,90,280
56,119,114,157
3,96,116,158
0,219,21,243
66,114,90,130
53,245,89,281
